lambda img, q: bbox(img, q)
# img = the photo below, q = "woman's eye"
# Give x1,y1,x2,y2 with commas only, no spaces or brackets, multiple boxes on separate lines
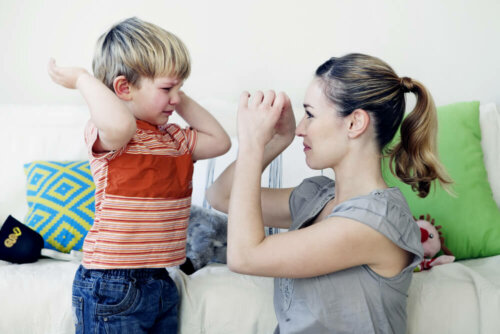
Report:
305,111,313,119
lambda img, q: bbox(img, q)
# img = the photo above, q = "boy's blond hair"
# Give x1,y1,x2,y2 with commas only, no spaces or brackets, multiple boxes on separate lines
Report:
92,17,191,90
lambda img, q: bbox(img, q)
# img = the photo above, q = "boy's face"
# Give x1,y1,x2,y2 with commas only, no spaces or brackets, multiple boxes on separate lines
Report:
128,75,184,125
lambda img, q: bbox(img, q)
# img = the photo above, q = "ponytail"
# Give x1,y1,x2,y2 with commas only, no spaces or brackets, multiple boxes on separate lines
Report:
387,78,452,198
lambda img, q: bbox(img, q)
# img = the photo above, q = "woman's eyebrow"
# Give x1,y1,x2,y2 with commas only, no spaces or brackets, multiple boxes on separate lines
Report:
303,103,314,109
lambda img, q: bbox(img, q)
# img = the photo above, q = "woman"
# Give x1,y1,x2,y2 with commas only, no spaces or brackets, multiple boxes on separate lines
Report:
206,53,451,334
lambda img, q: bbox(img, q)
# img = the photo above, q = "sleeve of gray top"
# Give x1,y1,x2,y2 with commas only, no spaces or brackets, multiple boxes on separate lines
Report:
328,196,424,269
289,176,331,221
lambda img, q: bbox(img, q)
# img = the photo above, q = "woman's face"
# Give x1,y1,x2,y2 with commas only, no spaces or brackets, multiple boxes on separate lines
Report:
295,78,349,170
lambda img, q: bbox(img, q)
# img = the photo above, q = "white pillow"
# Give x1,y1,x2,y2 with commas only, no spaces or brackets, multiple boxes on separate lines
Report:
168,264,276,334
479,103,500,208
0,105,89,224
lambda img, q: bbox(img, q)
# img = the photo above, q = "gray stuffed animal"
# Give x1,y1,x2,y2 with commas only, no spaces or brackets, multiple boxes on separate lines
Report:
180,205,228,274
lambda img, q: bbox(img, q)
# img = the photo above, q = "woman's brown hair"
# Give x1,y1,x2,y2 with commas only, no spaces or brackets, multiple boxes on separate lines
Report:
315,53,452,197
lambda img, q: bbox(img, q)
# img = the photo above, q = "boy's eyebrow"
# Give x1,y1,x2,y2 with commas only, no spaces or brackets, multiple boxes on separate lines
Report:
157,78,181,86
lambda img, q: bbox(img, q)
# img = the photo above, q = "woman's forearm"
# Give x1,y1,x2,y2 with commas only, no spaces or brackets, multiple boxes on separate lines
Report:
226,144,266,270
206,135,291,213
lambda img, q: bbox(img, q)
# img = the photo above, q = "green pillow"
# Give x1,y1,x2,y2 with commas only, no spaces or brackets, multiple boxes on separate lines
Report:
24,160,95,253
382,101,500,260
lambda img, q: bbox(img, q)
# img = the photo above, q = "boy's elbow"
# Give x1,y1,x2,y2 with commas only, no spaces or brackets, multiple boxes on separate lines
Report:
205,187,227,213
123,120,138,140
98,121,137,151
219,134,231,155
114,122,137,147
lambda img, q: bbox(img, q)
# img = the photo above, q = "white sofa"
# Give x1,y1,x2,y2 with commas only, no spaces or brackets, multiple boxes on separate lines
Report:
1,103,500,334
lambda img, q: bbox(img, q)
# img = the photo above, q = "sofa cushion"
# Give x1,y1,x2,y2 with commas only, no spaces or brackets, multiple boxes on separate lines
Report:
0,105,90,224
383,101,500,260
24,160,95,252
479,103,500,208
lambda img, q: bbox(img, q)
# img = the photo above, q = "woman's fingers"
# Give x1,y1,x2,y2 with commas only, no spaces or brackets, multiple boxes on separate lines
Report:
262,90,276,107
239,91,250,110
243,90,285,110
249,90,264,108
272,92,286,111
237,89,293,148
240,89,289,123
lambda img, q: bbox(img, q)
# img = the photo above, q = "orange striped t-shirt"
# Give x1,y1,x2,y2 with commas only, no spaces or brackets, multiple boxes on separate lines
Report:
82,119,197,269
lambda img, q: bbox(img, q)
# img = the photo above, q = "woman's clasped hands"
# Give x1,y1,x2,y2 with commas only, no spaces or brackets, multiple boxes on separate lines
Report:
237,90,296,151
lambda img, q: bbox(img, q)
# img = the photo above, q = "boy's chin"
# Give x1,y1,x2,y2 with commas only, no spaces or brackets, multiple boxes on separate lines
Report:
152,115,170,126
160,114,171,123
157,119,170,130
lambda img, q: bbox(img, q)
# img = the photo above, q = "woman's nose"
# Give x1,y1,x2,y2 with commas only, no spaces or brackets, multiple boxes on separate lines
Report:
295,117,306,137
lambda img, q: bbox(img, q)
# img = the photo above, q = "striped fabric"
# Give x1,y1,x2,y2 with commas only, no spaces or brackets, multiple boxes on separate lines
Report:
82,120,197,269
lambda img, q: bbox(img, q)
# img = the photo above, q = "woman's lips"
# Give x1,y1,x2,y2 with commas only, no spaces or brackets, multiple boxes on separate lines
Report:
303,144,311,151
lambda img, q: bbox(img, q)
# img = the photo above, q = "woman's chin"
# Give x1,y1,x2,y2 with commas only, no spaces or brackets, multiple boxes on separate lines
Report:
305,158,320,170
305,157,330,171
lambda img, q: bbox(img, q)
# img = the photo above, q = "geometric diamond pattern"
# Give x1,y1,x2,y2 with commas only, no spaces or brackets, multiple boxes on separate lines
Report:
24,160,95,253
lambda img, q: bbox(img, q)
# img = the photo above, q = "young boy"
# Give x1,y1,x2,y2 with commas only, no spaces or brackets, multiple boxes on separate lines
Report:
48,17,231,333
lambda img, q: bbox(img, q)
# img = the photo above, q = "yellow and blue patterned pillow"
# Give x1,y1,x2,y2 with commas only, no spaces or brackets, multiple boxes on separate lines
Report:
24,161,95,253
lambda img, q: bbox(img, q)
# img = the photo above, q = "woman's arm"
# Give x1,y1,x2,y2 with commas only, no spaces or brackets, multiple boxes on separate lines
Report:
206,145,294,229
206,91,296,229
227,90,294,270
226,90,407,278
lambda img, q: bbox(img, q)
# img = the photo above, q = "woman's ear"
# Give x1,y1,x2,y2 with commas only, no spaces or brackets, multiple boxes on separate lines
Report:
346,109,370,139
113,76,132,101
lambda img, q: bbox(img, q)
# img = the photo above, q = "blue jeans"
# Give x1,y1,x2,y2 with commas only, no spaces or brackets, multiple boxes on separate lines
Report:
72,265,179,334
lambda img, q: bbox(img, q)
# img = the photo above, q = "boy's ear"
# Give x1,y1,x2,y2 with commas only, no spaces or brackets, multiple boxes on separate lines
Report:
113,76,132,101
346,109,370,139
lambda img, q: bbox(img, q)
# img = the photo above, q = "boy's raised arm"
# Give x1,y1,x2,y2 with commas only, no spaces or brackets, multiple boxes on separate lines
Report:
175,91,231,160
48,58,136,152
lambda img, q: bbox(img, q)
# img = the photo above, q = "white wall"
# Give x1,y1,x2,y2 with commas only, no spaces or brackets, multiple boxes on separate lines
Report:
1,0,499,120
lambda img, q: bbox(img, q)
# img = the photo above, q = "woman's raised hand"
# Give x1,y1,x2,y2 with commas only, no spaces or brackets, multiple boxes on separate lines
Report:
272,92,296,145
237,90,295,150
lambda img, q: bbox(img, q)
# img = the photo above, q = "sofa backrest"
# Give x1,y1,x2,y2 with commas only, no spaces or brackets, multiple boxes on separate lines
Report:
1,102,498,227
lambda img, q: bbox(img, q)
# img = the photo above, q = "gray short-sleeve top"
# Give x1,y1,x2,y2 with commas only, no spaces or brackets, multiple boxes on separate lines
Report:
273,176,424,334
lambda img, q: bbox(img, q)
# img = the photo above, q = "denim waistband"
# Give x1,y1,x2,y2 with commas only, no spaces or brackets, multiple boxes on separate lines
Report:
78,266,170,281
